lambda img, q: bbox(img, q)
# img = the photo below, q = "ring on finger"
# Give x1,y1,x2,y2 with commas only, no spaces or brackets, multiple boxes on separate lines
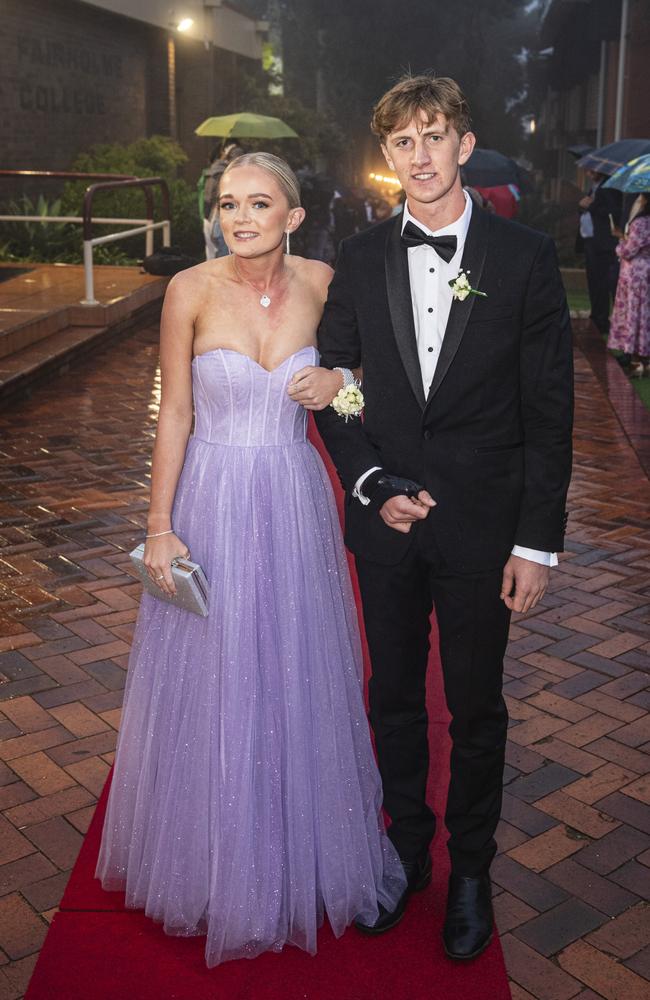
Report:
155,573,164,580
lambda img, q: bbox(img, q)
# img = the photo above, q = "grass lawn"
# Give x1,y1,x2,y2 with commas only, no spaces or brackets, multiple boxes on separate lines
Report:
566,290,591,313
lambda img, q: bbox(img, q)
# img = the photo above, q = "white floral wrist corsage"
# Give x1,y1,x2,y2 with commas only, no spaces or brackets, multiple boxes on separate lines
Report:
331,383,364,422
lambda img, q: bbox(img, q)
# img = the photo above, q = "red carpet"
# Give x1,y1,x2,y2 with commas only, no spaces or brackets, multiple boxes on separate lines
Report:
26,420,510,1000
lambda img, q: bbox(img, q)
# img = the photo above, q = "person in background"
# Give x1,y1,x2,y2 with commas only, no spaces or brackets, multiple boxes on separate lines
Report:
579,169,623,335
391,188,406,217
200,143,244,259
359,188,375,228
464,185,494,212
373,198,392,222
332,189,366,247
473,184,519,219
608,192,650,377
197,146,221,259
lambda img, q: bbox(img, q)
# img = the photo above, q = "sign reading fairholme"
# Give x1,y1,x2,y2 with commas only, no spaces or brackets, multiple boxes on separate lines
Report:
17,34,124,116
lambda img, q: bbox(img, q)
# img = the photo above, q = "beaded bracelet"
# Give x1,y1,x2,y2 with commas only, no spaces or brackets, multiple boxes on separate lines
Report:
333,367,358,388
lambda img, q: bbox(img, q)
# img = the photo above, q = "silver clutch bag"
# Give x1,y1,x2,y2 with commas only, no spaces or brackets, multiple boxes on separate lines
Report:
129,544,209,617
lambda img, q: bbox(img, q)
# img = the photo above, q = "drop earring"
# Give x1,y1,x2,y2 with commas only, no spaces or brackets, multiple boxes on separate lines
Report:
285,231,291,255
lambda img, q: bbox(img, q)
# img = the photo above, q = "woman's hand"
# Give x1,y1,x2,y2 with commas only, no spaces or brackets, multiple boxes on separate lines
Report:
287,366,344,410
143,532,190,597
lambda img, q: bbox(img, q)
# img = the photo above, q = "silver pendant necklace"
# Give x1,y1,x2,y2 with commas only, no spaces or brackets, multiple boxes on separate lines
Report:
232,259,274,308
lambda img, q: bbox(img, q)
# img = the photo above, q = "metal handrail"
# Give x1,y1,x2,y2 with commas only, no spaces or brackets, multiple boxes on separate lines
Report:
81,178,171,305
0,215,154,225
81,177,170,241
1,169,156,234
0,170,136,181
1,171,171,306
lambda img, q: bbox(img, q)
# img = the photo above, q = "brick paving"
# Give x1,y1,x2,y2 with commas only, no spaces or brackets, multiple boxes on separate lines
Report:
0,321,649,1000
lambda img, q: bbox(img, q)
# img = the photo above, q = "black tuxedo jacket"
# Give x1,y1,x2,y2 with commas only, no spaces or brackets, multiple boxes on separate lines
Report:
314,206,574,572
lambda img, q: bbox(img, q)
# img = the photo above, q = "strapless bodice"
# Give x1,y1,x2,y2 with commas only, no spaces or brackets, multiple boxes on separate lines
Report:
191,346,318,447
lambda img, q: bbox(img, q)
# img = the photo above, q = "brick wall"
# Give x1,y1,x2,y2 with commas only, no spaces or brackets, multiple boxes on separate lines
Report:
623,0,650,140
0,0,261,188
175,41,260,183
0,0,148,172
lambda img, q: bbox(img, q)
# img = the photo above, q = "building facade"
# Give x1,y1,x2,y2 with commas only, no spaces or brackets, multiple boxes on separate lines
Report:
536,0,650,204
0,0,266,180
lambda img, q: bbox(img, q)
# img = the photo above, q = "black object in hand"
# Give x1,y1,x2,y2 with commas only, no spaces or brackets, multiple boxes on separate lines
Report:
364,471,426,508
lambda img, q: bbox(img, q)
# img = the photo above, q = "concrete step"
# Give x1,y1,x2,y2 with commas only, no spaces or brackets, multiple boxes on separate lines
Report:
0,298,161,407
0,306,70,360
66,273,168,327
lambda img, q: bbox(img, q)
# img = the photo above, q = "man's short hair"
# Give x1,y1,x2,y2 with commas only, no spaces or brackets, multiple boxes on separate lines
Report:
371,74,472,143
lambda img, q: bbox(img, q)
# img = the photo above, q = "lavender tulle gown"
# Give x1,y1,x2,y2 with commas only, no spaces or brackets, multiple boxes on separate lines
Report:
95,346,406,967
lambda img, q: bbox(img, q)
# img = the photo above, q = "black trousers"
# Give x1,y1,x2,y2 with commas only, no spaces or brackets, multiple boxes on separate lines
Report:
584,239,619,336
355,532,511,878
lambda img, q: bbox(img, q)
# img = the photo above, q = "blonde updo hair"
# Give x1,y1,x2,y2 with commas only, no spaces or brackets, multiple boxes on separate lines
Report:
219,152,301,209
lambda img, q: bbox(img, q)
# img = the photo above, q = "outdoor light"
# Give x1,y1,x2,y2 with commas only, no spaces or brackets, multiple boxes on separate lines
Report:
166,16,194,140
369,171,401,188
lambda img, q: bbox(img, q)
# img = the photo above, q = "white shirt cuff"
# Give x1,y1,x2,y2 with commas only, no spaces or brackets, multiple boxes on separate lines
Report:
512,545,558,567
352,467,382,506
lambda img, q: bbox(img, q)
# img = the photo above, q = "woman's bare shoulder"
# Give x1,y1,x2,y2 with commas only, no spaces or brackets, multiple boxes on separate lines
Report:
290,256,334,293
165,258,230,303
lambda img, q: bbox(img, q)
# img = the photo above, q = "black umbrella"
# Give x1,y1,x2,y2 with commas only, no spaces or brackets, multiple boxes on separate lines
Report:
567,144,594,159
462,148,532,191
577,138,650,176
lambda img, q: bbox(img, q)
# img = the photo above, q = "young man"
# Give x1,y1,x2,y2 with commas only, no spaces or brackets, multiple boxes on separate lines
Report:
315,75,573,960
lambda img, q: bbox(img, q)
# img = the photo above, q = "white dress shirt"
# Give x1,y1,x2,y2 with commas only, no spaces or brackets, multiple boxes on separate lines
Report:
353,194,556,568
404,190,474,396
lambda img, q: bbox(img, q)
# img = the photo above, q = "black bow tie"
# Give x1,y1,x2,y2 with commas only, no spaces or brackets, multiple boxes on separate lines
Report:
401,221,457,263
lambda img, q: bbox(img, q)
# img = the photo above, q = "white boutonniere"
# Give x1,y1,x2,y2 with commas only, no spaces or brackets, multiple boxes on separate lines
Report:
331,384,364,422
449,269,487,301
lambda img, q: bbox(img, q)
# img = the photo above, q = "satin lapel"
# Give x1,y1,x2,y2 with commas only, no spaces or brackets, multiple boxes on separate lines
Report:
425,207,490,407
385,216,426,410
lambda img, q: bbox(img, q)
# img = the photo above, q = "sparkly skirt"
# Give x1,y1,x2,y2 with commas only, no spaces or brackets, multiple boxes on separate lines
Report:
95,438,405,966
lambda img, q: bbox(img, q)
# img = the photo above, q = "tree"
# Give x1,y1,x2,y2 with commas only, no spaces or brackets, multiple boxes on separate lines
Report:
237,69,345,169
250,0,538,175
62,136,202,261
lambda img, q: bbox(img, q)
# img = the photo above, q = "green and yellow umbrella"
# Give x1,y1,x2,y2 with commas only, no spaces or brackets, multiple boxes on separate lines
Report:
603,154,650,193
195,113,298,140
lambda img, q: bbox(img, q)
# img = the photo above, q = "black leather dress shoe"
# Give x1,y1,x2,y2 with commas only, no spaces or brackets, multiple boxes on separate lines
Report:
443,873,493,960
354,852,432,935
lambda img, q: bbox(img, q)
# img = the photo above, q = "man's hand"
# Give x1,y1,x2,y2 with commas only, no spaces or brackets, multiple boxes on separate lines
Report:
380,491,435,534
579,195,593,210
500,554,550,614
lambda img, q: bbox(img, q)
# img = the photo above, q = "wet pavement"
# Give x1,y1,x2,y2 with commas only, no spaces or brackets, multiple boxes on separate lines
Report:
0,321,649,1000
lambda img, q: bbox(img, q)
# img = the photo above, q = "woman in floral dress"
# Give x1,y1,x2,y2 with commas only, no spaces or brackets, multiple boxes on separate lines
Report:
608,193,650,376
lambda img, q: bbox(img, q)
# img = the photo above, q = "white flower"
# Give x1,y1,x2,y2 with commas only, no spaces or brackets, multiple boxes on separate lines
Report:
331,384,364,421
449,269,487,301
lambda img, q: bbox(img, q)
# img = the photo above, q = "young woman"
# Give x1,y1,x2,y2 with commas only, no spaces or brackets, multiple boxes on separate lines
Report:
96,153,405,967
